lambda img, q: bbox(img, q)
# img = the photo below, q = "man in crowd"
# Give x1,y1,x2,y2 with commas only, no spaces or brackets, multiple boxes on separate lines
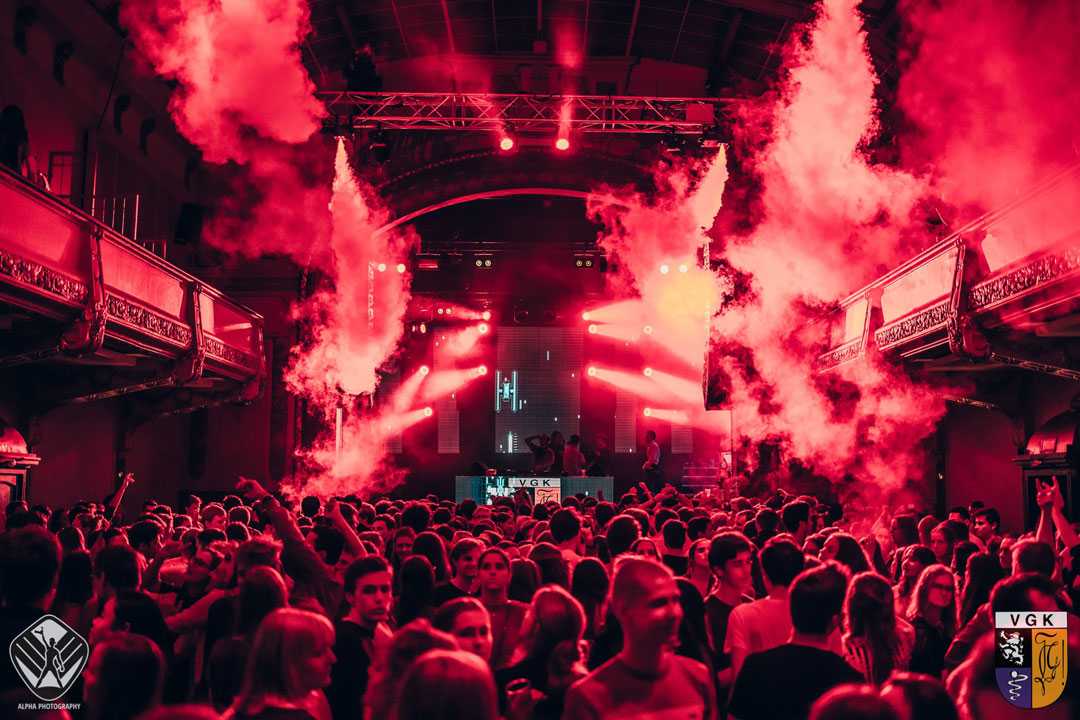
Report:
729,562,862,720
725,536,805,680
563,556,716,719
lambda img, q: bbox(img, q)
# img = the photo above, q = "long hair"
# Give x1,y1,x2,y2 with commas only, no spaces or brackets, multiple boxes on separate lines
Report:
896,545,936,600
412,531,450,581
394,650,498,720
570,558,609,640
827,533,871,575
959,552,1004,625
396,554,436,626
511,585,586,674
844,572,901,684
907,564,958,639
229,608,335,716
366,620,457,720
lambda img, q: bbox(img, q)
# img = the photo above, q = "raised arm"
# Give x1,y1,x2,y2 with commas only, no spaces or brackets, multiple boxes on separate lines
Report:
105,472,136,522
327,499,367,559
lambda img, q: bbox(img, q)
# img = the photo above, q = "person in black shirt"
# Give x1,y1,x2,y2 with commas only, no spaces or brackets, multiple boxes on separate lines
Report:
729,562,862,720
326,556,392,720
431,537,483,607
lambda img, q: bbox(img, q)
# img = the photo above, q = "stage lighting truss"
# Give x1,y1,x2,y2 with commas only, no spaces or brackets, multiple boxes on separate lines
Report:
321,92,729,135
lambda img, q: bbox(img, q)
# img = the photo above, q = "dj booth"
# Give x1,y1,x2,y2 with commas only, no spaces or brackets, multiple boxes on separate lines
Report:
455,476,615,505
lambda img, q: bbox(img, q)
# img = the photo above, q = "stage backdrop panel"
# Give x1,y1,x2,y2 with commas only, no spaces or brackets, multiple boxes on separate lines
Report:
494,327,582,453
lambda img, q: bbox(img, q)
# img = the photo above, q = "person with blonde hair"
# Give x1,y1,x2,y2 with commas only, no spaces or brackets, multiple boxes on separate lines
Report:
842,572,913,684
497,584,588,719
224,609,335,720
394,649,499,720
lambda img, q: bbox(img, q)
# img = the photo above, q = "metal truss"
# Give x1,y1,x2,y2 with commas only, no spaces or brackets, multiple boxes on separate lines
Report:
319,92,732,135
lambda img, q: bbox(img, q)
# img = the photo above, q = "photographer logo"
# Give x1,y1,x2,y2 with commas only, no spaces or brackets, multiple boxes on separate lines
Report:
9,615,88,701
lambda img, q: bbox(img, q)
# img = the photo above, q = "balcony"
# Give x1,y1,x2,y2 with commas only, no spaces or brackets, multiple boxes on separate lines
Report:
817,162,1080,376
0,165,263,409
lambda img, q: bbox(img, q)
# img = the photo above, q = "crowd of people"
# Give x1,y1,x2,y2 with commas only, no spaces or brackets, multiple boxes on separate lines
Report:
0,473,1078,720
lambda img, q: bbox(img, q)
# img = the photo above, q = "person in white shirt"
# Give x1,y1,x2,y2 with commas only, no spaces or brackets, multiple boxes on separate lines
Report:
642,430,662,493
725,536,806,681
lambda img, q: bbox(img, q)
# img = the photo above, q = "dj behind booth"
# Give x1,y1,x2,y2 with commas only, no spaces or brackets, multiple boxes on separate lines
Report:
455,475,615,505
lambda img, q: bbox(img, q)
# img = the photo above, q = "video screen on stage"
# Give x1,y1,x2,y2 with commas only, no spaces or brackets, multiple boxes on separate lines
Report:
494,327,582,453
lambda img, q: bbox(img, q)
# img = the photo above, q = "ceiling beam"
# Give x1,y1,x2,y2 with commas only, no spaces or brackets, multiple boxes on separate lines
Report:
717,0,809,21
583,0,590,56
390,0,412,57
439,0,457,54
718,9,742,66
757,19,788,79
625,0,641,56
335,2,359,52
670,0,693,61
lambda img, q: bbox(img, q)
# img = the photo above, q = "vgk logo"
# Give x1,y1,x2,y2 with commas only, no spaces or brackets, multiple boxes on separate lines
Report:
9,615,89,701
994,611,1068,709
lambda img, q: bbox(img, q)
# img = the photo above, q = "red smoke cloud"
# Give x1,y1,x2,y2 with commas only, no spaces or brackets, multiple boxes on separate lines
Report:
287,140,413,400
897,0,1080,267
122,1,417,497
898,0,1080,211
120,0,321,164
592,0,946,496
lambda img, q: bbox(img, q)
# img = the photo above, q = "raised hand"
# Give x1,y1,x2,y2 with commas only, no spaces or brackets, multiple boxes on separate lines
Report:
236,476,269,501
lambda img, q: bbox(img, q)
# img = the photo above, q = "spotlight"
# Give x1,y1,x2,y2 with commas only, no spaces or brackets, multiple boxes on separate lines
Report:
437,308,445,315
659,264,670,275
478,323,489,334
588,324,598,334
419,365,430,376
475,259,483,267
576,259,583,267
587,366,597,377
499,136,515,151
484,259,492,267
419,323,427,333
481,310,491,321
377,262,387,272
396,263,407,273
445,308,453,315
585,259,593,267
643,367,653,377
555,137,570,151
643,407,653,417
678,264,688,273
477,365,488,376
643,325,653,335
581,312,591,321
423,407,433,417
